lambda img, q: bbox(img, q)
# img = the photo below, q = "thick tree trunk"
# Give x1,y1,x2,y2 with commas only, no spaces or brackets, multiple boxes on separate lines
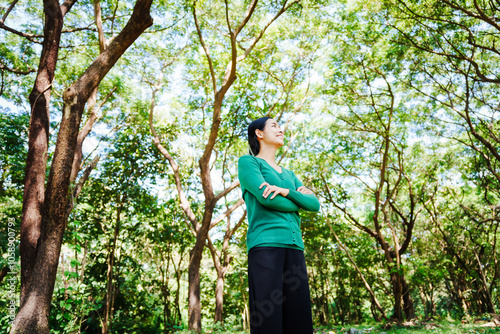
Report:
11,1,153,332
390,270,403,321
19,0,66,305
389,269,415,322
402,276,415,320
446,266,470,314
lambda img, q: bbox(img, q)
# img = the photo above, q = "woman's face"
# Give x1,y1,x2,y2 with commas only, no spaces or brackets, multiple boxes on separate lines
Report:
256,118,284,148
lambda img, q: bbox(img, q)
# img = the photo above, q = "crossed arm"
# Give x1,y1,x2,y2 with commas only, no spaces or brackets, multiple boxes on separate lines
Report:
238,156,320,212
260,182,314,199
260,182,320,212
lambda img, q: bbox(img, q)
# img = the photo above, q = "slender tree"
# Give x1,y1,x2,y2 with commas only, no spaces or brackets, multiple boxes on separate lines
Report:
148,0,300,329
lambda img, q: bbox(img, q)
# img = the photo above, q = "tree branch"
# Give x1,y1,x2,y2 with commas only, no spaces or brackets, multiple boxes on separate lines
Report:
192,0,217,93
210,198,244,230
214,179,240,202
67,154,100,217
0,23,42,43
149,83,200,232
0,0,19,24
94,0,107,53
0,63,36,74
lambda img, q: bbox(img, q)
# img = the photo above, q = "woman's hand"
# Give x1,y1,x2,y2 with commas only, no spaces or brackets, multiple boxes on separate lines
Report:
259,182,290,199
297,186,314,195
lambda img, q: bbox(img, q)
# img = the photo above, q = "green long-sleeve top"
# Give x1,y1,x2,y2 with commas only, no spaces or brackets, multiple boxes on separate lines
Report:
238,155,320,252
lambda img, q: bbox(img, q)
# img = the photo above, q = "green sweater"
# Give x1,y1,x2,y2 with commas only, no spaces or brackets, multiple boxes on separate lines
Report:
238,155,320,252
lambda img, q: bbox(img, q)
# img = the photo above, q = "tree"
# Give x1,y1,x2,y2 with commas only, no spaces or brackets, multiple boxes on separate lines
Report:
5,0,153,331
383,0,500,315
317,16,439,318
147,0,301,329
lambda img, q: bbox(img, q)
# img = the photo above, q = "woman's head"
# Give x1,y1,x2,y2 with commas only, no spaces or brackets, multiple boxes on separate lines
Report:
247,117,283,155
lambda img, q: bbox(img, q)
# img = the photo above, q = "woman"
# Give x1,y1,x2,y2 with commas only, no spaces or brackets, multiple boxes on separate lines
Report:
238,116,320,334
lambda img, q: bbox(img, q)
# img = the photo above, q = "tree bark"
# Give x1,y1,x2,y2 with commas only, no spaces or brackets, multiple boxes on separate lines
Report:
402,276,415,320
10,1,152,332
187,211,214,331
390,270,403,321
214,271,225,323
19,0,75,305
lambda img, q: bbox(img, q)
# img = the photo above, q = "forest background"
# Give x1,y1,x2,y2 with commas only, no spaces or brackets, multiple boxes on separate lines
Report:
1,0,500,332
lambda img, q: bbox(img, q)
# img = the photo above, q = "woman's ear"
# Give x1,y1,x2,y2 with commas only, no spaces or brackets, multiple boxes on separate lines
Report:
255,129,263,139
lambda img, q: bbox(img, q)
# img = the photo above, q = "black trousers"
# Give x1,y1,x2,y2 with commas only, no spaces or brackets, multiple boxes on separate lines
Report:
248,247,313,334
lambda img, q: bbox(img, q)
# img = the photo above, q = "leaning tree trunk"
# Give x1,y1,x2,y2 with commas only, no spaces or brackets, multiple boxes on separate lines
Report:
10,1,153,332
19,0,74,305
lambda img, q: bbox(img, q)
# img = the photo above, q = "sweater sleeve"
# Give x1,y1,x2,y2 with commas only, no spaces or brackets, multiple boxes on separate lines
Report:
238,156,300,212
286,170,321,212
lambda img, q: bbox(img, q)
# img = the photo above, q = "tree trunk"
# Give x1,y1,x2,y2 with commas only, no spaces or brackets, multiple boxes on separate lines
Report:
402,275,415,320
389,268,415,322
19,0,67,305
418,288,429,318
187,219,211,332
214,271,225,323
239,274,249,330
175,255,182,326
11,1,153,332
390,270,403,322
187,248,202,331
161,284,171,334
474,251,496,313
370,297,381,322
446,265,469,315
201,211,242,325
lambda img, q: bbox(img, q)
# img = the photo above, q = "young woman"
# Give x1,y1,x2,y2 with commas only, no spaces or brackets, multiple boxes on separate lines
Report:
238,117,320,334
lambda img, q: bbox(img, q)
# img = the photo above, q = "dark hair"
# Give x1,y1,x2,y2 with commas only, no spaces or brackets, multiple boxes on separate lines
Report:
247,117,271,156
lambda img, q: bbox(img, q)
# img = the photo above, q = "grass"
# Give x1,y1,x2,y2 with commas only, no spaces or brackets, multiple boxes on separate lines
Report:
174,320,500,333
315,320,500,334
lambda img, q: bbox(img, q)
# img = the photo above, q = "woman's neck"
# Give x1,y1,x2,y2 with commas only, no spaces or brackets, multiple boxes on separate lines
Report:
256,145,278,166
